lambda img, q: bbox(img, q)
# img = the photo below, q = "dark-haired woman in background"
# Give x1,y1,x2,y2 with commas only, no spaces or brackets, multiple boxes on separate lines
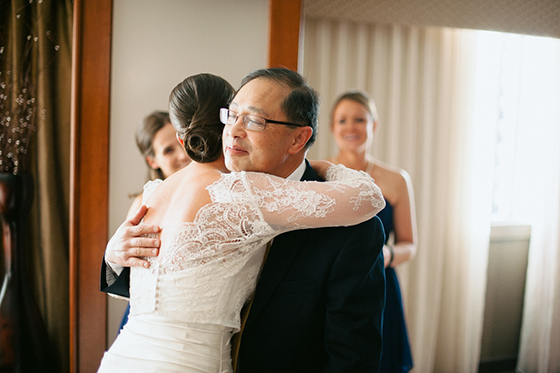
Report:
98,73,385,371
125,111,192,220
328,90,416,373
118,111,191,330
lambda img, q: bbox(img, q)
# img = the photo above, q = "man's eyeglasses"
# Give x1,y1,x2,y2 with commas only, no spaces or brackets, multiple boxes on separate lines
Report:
220,108,305,132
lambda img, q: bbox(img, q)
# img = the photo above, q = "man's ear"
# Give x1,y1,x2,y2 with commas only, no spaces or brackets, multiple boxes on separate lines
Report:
288,127,314,155
146,156,159,170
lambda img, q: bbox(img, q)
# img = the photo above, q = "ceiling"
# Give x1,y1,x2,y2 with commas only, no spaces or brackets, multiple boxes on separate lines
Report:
304,0,560,38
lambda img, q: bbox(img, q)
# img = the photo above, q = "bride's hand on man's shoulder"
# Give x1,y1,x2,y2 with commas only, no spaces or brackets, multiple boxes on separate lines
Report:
309,160,334,179
105,205,161,269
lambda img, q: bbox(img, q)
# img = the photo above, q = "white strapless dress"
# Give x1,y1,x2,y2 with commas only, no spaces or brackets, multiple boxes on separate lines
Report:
97,166,385,372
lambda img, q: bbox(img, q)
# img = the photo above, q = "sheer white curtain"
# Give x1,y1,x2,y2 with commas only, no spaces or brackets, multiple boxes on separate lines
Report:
302,19,494,372
464,32,560,372
513,36,560,373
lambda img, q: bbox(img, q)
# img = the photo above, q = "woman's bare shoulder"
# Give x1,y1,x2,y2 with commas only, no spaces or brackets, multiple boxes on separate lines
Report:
372,159,409,183
371,160,412,202
144,167,223,223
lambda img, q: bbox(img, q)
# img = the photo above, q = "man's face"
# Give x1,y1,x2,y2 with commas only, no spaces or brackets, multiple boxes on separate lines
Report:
222,78,301,177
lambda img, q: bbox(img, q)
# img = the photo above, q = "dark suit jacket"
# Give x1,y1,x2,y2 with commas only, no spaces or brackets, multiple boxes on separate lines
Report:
236,162,385,373
101,161,386,372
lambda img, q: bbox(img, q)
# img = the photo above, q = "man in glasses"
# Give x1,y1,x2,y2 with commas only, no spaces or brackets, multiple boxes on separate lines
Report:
101,68,386,372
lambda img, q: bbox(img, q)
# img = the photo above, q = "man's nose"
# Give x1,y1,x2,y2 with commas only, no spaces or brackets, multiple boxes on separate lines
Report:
226,117,247,138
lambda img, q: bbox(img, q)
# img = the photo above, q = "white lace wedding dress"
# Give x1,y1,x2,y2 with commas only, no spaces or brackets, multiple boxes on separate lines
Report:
98,165,384,372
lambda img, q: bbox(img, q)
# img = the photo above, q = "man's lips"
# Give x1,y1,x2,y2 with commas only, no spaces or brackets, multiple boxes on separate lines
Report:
226,145,248,155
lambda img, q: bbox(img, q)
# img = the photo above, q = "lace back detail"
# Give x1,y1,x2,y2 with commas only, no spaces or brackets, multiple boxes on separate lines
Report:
128,165,384,331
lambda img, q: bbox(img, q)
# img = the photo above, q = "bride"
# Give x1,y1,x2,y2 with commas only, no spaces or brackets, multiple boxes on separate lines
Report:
98,73,385,372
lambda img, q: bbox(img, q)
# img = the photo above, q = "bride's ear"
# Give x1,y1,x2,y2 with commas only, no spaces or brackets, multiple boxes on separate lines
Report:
176,133,185,147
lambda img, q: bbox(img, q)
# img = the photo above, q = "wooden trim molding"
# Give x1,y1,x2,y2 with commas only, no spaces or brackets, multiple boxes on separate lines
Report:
70,0,113,371
268,0,303,70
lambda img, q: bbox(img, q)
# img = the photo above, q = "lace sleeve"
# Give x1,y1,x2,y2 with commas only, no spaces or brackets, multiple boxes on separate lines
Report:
239,164,385,232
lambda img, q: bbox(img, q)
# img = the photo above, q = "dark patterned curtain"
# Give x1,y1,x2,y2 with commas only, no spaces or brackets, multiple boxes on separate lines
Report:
0,0,72,371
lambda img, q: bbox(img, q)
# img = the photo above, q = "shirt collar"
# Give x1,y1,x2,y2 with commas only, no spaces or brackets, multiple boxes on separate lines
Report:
286,160,306,181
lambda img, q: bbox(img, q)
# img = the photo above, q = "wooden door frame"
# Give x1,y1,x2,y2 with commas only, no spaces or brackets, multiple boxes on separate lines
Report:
69,0,301,371
70,0,112,371
267,0,303,71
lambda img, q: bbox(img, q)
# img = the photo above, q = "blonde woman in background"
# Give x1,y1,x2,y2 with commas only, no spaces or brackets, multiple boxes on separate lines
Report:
329,91,417,373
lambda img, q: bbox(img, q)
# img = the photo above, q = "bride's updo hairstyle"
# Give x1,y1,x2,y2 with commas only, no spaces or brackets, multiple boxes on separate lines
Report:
169,73,234,163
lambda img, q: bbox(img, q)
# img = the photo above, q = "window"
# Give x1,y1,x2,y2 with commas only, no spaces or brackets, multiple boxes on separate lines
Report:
473,31,560,223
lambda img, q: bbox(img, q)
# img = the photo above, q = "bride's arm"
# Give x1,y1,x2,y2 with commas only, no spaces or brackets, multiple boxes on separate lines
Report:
242,164,385,230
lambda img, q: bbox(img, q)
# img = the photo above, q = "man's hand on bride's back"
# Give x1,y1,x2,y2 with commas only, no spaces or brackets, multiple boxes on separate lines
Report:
105,205,161,268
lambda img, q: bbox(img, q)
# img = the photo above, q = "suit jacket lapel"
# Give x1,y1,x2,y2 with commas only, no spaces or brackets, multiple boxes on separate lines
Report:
301,159,322,182
245,161,321,327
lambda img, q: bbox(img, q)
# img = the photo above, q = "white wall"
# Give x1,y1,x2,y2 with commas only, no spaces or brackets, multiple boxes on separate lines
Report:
108,0,269,346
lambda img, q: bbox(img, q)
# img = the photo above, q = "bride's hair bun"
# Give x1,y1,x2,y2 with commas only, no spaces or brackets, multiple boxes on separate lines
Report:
169,74,235,163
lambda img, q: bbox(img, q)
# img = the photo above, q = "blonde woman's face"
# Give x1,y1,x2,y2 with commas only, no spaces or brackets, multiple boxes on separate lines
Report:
331,99,375,153
147,123,191,178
